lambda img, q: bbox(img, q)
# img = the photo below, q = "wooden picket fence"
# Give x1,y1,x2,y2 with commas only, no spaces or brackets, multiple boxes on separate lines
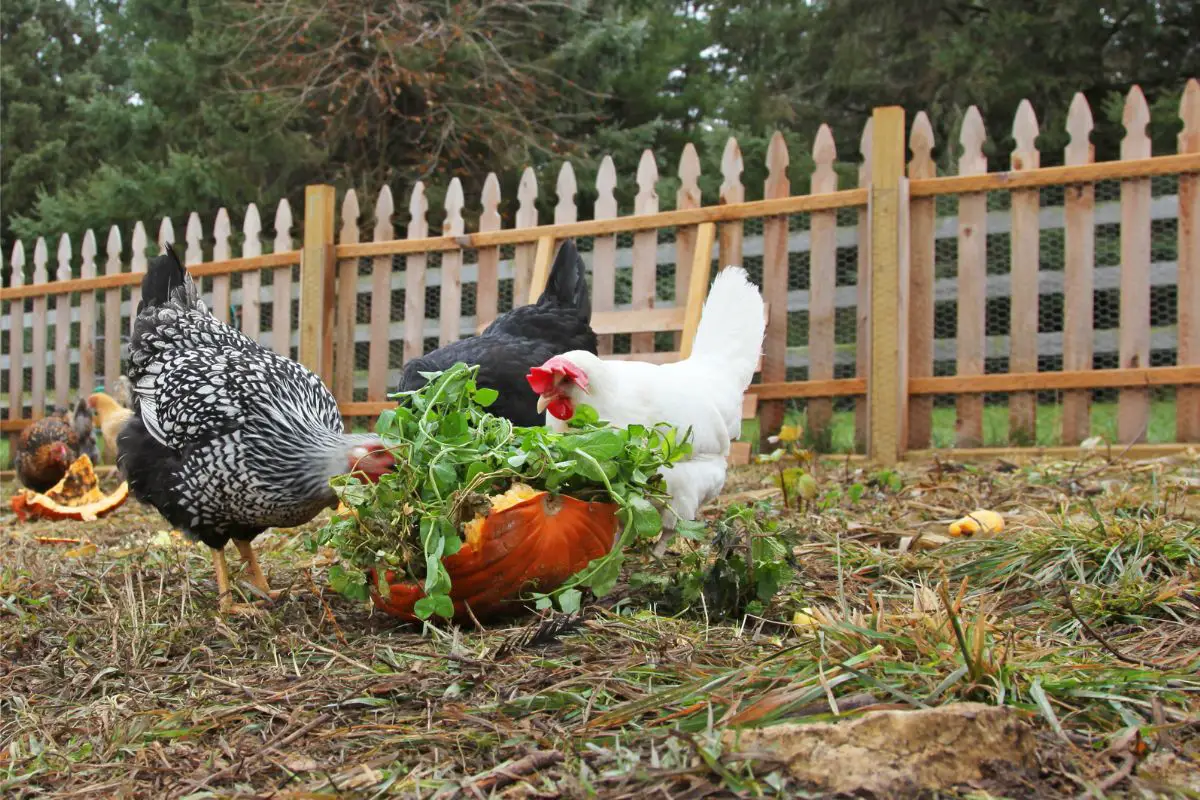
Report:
3,80,1199,469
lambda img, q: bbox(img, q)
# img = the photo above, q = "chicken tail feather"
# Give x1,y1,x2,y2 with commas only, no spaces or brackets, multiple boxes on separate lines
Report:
688,266,766,393
538,239,590,320
138,244,202,314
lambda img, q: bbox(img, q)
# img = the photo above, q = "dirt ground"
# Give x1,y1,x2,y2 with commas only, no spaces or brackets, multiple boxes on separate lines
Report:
2,451,1198,798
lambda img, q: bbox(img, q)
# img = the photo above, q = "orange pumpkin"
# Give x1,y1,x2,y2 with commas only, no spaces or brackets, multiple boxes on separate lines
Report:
367,488,619,623
11,454,129,522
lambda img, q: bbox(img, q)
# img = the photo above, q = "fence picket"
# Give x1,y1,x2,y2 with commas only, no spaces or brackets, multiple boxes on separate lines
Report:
402,182,429,363
907,113,936,449
475,175,503,330
594,157,619,354
54,235,72,408
334,190,360,402
367,187,395,402
1179,79,1200,441
272,199,294,358
632,150,660,353
212,210,233,324
760,132,791,441
674,144,702,349
31,238,48,419
78,231,97,397
955,107,988,447
8,242,26,426
513,168,538,307
186,212,204,263
1062,93,1096,444
857,118,875,452
440,178,466,346
241,204,263,341
808,125,838,441
556,162,578,225
104,227,122,390
129,221,149,338
1119,86,1152,444
719,137,745,274
1009,99,1041,444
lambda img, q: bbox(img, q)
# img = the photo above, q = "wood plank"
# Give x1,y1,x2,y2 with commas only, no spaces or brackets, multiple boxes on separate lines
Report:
741,392,759,419
956,107,988,448
367,188,395,403
439,179,465,347
856,119,874,453
674,144,702,350
512,168,538,309
907,113,936,449
1177,80,1200,442
299,185,336,379
1008,100,1041,444
752,378,867,400
594,157,619,355
679,222,717,359
718,137,745,284
760,132,791,445
332,191,869,261
475,174,502,330
102,228,122,390
591,307,685,335
909,365,1200,394
526,235,556,304
30,239,48,419
209,211,231,325
1062,93,1096,444
78,232,96,395
808,126,837,441
1118,87,1152,444
240,204,264,344
603,351,680,364
0,250,301,301
334,192,360,402
631,150,660,353
867,106,909,464
402,183,430,363
7,243,26,422
727,441,752,466
908,152,1200,197
53,235,72,408
272,200,295,358
903,443,1196,462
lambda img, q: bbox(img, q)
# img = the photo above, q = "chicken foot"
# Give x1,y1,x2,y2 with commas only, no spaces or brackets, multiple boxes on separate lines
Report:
233,540,283,601
210,544,279,616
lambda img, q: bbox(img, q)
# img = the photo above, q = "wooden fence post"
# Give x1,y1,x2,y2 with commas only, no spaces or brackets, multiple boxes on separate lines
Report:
300,184,336,380
867,106,909,464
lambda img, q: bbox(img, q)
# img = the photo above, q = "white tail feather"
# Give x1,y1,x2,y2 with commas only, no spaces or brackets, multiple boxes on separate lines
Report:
688,266,766,394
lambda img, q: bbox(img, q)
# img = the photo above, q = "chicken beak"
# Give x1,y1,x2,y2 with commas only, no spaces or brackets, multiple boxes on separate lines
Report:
536,394,551,414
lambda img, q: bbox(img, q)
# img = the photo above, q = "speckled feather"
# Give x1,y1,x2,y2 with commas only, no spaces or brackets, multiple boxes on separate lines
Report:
119,249,368,549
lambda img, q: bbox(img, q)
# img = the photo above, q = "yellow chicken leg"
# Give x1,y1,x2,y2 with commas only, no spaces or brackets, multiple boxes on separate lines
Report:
211,546,267,616
234,540,282,601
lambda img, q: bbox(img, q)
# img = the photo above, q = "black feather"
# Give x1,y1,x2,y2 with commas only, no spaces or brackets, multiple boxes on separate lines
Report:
138,244,189,314
397,238,597,426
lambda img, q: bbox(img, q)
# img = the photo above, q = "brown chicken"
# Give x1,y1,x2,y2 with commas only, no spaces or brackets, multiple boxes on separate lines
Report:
87,391,135,461
14,399,99,492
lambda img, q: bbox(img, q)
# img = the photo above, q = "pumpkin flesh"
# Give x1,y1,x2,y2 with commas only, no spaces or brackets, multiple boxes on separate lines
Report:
369,489,618,623
10,454,129,522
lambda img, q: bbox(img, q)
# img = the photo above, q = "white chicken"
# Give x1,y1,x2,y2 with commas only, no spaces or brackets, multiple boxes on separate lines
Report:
526,266,766,531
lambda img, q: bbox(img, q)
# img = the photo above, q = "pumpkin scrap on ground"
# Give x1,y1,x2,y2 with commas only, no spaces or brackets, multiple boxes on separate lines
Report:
948,509,1005,537
10,454,129,522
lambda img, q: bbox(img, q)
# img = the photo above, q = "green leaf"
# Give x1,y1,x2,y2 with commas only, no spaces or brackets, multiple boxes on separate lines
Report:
557,588,583,614
570,403,601,426
374,408,397,436
473,387,499,407
627,496,662,539
585,551,624,596
676,519,708,541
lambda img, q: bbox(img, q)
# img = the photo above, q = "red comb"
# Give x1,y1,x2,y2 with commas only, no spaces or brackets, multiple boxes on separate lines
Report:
526,366,554,394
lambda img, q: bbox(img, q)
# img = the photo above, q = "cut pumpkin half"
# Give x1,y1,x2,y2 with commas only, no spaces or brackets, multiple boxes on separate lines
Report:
11,454,129,522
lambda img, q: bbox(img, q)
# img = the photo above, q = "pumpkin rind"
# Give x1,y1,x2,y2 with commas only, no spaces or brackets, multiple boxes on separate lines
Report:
10,454,129,522
368,491,618,623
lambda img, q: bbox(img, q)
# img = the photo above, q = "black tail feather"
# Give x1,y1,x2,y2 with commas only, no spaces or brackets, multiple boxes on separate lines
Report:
537,239,590,320
138,244,190,314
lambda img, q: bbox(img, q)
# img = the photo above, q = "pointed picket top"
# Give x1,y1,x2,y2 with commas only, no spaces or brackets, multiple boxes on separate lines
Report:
56,234,72,281
81,230,97,279
907,112,934,179
443,177,465,235
811,125,836,192
105,226,122,275
33,238,48,284
957,106,987,176
555,162,577,224
1181,78,1200,153
9,241,25,287
1121,85,1151,160
677,143,702,208
860,117,875,185
273,198,294,252
635,149,659,214
243,203,263,257
157,217,175,253
516,167,538,228
1011,99,1040,171
407,181,429,238
720,137,744,200
132,221,149,272
185,212,204,265
339,189,360,245
596,156,617,217
373,186,395,241
212,208,232,262
1065,92,1094,166
480,173,502,231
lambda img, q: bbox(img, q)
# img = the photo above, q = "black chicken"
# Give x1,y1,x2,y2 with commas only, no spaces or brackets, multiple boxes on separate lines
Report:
118,247,395,614
397,239,597,425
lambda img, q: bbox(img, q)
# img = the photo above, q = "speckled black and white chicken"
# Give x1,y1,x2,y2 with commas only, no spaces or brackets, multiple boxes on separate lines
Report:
118,247,395,614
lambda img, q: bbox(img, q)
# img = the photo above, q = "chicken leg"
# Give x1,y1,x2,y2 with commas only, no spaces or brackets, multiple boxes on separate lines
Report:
210,546,274,616
234,539,282,601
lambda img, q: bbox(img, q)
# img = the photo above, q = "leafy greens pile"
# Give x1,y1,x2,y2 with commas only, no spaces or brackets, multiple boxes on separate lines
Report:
312,363,692,620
